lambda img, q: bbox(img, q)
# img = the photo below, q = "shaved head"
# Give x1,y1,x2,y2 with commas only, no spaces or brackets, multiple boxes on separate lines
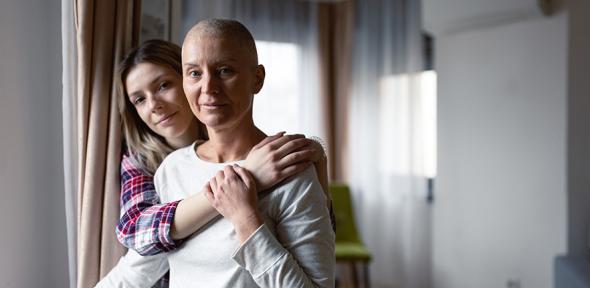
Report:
183,19,258,67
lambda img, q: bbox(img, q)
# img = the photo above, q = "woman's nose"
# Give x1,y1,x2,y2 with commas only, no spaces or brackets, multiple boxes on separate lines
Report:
201,72,220,95
147,95,163,112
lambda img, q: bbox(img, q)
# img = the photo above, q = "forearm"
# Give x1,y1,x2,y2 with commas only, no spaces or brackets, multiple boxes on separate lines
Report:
233,223,334,288
171,192,219,239
232,168,335,288
117,200,180,255
232,214,264,244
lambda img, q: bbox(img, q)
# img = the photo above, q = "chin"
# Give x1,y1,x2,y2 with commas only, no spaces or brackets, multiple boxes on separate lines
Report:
160,127,186,139
199,116,229,128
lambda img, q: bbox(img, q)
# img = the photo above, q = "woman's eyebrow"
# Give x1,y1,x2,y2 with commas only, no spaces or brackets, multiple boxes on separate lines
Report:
149,74,167,85
128,74,167,97
184,63,198,69
183,58,239,68
128,91,142,99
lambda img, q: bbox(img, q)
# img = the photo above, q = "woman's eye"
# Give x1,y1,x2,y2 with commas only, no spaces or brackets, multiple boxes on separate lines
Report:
132,97,145,105
159,81,169,91
189,71,201,78
219,68,232,76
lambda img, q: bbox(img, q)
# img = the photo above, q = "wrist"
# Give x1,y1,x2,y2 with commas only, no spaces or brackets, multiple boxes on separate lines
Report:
241,160,253,172
234,212,263,243
238,162,262,188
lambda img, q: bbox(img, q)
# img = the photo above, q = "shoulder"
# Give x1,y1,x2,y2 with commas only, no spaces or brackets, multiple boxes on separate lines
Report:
154,142,196,179
121,153,150,179
271,166,325,204
265,166,331,225
159,143,195,169
286,165,318,186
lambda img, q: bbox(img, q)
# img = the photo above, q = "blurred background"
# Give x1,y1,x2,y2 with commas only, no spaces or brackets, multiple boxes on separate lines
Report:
1,0,589,287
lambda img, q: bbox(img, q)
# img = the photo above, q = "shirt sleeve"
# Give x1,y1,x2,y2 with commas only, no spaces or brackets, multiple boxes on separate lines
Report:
231,167,336,288
94,249,169,288
115,154,182,256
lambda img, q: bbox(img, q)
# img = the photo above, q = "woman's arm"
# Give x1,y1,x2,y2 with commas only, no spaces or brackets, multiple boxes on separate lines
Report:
243,134,334,230
117,154,221,254
116,155,183,255
243,134,329,192
170,133,324,240
169,192,216,240
205,165,335,287
118,134,328,255
171,134,331,240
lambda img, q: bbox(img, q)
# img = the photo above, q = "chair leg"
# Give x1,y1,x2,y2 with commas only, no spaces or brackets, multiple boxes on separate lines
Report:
350,262,358,288
363,262,370,288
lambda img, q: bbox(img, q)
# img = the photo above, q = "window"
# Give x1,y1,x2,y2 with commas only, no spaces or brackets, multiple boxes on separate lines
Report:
378,71,437,178
253,40,305,135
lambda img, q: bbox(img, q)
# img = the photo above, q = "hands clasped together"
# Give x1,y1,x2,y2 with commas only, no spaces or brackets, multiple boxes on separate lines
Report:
203,132,325,243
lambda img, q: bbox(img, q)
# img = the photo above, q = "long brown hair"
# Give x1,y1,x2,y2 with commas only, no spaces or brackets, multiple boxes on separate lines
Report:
117,39,204,174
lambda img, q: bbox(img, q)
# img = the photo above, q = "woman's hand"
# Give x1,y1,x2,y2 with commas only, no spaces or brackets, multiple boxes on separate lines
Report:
204,165,262,243
244,132,326,191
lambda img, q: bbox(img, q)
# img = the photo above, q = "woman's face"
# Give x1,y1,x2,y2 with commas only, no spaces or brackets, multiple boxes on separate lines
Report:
125,62,196,147
182,35,264,132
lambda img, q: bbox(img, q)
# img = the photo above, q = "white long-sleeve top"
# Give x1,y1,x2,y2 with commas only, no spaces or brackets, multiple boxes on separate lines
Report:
95,249,168,288
97,142,335,288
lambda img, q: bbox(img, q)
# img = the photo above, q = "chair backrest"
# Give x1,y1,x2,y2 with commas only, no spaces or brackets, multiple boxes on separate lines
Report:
330,184,362,243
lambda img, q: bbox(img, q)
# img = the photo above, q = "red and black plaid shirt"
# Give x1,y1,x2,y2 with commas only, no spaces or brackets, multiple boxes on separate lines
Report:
116,154,182,255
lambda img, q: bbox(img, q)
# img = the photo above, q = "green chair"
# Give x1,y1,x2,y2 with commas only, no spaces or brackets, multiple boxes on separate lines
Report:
331,184,372,288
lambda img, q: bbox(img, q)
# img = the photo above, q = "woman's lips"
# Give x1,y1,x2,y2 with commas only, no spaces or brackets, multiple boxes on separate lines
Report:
156,112,177,126
200,103,226,110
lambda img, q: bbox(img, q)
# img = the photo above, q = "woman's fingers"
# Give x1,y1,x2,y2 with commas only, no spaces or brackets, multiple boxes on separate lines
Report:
272,138,313,160
252,131,285,149
203,182,215,203
276,149,315,169
214,170,226,193
223,165,238,180
265,134,306,151
233,165,255,190
210,176,219,195
275,162,313,182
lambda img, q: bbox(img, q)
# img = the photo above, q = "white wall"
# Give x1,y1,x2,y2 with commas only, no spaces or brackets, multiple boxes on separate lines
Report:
433,12,568,288
0,0,69,287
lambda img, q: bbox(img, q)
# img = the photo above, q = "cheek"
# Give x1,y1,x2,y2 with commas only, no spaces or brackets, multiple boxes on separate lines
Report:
135,107,152,126
168,87,186,104
185,85,199,101
184,85,201,109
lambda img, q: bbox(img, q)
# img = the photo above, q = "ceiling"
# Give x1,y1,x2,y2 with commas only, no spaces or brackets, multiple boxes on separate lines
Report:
422,0,547,35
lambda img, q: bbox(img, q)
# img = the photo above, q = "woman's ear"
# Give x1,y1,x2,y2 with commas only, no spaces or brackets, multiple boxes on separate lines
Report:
253,65,265,94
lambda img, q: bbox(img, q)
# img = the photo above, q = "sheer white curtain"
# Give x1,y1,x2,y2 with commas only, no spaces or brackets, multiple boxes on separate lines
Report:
348,1,433,287
61,0,78,287
180,0,324,139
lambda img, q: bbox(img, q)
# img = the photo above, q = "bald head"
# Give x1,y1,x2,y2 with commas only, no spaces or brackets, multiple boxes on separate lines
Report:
183,19,258,67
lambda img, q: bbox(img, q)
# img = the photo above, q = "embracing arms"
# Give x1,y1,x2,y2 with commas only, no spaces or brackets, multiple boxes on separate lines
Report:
116,133,329,255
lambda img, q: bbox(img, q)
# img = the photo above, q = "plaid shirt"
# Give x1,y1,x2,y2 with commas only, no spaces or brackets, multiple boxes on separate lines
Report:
116,154,182,256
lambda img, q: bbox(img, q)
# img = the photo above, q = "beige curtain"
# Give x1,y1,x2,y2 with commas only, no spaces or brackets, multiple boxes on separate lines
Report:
74,0,141,287
318,1,354,182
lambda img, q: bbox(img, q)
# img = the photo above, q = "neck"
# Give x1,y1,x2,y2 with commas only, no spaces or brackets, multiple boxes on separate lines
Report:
166,119,200,149
198,118,266,163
